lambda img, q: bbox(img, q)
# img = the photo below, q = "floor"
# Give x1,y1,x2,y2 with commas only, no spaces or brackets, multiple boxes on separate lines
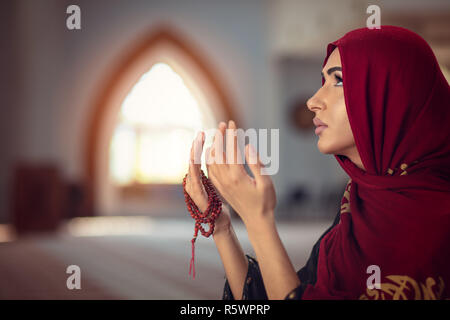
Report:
0,216,332,299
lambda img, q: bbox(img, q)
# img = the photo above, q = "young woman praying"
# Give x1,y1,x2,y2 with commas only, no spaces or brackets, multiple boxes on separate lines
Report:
183,26,450,300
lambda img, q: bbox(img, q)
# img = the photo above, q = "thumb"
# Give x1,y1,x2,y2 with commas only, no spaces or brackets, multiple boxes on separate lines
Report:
245,143,269,187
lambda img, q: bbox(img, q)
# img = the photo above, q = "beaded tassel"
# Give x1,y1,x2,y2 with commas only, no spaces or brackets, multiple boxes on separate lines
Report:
183,169,222,279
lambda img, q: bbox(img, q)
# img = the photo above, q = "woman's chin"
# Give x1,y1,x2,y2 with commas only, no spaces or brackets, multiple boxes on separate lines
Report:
317,138,334,154
317,138,357,160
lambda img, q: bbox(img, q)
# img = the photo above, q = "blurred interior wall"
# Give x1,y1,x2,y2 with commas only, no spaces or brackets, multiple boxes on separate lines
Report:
1,0,449,223
2,0,286,220
0,1,20,223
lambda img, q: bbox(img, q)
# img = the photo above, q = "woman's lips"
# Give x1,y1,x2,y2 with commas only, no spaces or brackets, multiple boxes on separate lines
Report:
313,118,328,135
315,125,328,135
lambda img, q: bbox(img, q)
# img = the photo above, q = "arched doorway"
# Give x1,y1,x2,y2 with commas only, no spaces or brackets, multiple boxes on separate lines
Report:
85,26,238,216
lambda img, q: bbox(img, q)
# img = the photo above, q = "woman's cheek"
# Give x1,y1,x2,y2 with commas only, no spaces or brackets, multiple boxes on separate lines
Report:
317,128,335,154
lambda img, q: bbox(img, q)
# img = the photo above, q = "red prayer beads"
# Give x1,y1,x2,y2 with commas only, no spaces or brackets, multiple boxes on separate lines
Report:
182,169,222,279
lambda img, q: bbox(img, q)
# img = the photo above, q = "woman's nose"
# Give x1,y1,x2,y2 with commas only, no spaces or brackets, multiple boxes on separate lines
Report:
306,94,324,112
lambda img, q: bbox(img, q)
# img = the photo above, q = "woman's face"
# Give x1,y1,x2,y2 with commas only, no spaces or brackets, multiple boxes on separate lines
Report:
307,48,364,170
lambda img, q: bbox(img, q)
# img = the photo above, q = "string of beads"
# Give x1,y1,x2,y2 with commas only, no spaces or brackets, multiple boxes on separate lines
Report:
182,169,222,279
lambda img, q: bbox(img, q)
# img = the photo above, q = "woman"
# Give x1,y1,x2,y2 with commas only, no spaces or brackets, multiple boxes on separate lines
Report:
184,26,450,300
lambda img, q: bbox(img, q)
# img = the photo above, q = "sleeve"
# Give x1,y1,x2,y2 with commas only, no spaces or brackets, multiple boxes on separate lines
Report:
222,254,268,300
222,210,341,300
284,209,341,300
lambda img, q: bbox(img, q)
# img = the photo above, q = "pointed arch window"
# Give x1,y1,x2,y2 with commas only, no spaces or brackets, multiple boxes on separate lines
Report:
109,62,212,185
85,28,238,215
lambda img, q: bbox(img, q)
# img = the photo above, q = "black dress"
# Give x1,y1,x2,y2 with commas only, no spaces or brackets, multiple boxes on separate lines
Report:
222,210,341,300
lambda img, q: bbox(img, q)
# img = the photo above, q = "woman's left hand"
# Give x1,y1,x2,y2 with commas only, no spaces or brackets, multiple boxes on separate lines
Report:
204,120,277,226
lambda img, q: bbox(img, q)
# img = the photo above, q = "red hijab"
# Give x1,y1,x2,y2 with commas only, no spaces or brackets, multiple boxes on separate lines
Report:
301,26,450,300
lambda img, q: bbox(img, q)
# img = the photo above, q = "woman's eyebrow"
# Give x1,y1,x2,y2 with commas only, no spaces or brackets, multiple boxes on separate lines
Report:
321,66,342,78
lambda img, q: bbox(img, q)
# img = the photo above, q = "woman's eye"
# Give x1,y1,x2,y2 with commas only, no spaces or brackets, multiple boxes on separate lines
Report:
334,74,343,86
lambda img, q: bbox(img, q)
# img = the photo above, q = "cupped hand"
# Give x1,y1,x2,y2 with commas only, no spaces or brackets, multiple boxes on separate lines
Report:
184,131,231,235
205,120,277,226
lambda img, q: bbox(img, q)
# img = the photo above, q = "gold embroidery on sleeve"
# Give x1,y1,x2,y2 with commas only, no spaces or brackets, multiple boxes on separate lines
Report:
359,275,446,300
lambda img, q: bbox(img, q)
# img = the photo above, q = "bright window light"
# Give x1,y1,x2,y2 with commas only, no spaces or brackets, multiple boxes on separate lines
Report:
109,62,209,185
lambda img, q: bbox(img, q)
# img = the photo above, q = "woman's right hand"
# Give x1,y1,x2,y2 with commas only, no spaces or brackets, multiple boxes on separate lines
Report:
185,131,231,236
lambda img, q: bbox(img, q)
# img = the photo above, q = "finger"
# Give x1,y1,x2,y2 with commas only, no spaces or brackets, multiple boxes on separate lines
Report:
190,132,203,185
211,122,222,145
190,136,194,163
226,120,245,170
188,141,194,178
206,145,220,174
212,122,226,165
245,143,269,187
205,145,217,185
192,131,204,167
205,146,226,202
198,130,205,169
226,120,236,165
205,146,213,167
